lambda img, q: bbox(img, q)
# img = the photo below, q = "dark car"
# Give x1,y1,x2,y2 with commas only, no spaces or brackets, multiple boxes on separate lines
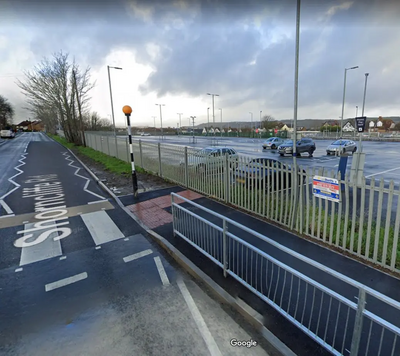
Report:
278,138,316,157
235,158,306,190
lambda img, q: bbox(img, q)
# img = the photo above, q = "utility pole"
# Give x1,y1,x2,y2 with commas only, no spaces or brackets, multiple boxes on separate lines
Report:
207,93,219,136
177,113,183,135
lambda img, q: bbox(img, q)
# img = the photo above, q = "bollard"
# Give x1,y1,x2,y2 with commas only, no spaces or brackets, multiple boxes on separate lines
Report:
122,105,138,198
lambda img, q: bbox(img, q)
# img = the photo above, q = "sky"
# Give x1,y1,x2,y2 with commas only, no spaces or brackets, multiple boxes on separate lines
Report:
0,0,399,128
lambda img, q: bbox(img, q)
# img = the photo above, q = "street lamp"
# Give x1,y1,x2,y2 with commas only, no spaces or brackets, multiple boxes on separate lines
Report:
340,65,359,138
152,116,156,135
207,107,210,136
219,108,222,137
207,93,219,135
155,104,165,139
190,116,196,142
177,113,183,135
355,106,358,118
260,110,262,138
249,112,253,137
361,73,369,117
107,65,122,147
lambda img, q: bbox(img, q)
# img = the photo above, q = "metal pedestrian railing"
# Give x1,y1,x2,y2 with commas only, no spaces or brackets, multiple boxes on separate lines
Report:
83,132,400,274
170,192,400,356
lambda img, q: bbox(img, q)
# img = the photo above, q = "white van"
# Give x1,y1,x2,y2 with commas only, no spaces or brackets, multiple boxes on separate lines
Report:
0,129,15,138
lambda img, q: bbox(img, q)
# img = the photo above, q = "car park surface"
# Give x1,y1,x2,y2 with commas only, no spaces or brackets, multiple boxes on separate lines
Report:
119,134,400,183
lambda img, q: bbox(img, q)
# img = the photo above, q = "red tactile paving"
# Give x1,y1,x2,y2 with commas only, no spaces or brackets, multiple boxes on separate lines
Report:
127,190,203,229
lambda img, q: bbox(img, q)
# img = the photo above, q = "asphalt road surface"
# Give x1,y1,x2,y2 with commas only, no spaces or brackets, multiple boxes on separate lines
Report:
0,133,270,356
126,135,400,184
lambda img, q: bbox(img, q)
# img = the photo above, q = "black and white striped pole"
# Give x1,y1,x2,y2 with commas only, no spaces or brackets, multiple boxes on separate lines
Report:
123,105,138,198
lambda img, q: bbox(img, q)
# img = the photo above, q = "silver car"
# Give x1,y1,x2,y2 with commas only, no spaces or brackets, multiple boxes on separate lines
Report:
326,139,357,155
262,137,285,150
184,147,239,173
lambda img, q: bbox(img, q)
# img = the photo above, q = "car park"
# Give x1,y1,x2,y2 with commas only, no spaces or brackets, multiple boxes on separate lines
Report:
184,147,239,173
262,137,285,150
0,129,15,138
278,138,316,157
235,157,306,190
326,139,357,155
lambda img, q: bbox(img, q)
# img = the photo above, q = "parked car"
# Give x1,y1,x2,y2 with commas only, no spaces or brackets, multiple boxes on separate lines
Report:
0,129,15,138
262,137,285,150
184,147,239,173
235,157,306,190
141,132,151,136
278,138,316,157
326,139,357,155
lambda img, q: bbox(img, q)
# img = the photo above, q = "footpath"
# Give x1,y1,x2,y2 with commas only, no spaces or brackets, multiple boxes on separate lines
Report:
117,184,400,356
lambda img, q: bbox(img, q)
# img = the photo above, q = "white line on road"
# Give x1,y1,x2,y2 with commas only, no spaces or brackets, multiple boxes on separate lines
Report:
81,210,125,245
366,166,400,178
0,199,13,215
15,268,23,273
62,152,106,200
59,256,67,260
177,278,222,356
88,200,108,205
45,272,88,292
95,246,101,250
20,224,62,266
123,249,153,263
154,256,170,285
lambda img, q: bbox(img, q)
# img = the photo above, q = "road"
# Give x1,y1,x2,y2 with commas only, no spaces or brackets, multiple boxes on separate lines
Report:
125,135,400,184
0,133,270,356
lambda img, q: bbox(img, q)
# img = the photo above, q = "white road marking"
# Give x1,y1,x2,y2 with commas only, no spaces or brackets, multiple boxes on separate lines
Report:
59,256,67,260
366,166,400,178
62,152,106,200
123,249,153,263
20,224,62,266
0,213,15,218
0,153,28,214
45,272,88,292
88,200,108,205
15,268,23,272
0,200,13,215
124,238,129,241
177,278,222,356
154,256,170,286
80,210,124,245
95,246,101,250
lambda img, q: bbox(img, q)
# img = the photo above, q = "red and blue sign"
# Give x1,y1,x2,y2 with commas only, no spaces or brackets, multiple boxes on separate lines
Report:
312,176,340,202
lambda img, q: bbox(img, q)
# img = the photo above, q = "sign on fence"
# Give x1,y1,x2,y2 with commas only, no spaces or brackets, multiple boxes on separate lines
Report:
312,176,340,202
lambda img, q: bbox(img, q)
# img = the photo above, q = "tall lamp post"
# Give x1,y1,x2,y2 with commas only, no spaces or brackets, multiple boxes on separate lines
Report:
207,93,219,136
152,116,156,136
190,116,196,143
249,112,253,138
355,106,358,118
177,113,183,135
207,107,210,136
219,108,222,137
107,65,122,148
155,104,165,139
340,65,359,138
260,110,262,138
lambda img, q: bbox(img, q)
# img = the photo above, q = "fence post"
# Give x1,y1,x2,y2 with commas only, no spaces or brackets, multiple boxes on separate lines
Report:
350,288,366,356
158,142,162,177
125,137,129,163
223,219,228,277
184,147,188,188
139,140,143,169
224,153,229,203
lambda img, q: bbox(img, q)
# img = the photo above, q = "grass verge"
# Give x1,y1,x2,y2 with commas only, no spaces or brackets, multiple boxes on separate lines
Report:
48,134,145,175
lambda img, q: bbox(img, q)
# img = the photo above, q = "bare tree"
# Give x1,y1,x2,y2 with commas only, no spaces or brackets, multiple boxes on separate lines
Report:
16,51,95,145
0,95,14,129
261,115,278,130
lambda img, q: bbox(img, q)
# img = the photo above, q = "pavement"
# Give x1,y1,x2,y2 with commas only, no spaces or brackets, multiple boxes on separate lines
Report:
119,182,400,356
0,133,275,356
